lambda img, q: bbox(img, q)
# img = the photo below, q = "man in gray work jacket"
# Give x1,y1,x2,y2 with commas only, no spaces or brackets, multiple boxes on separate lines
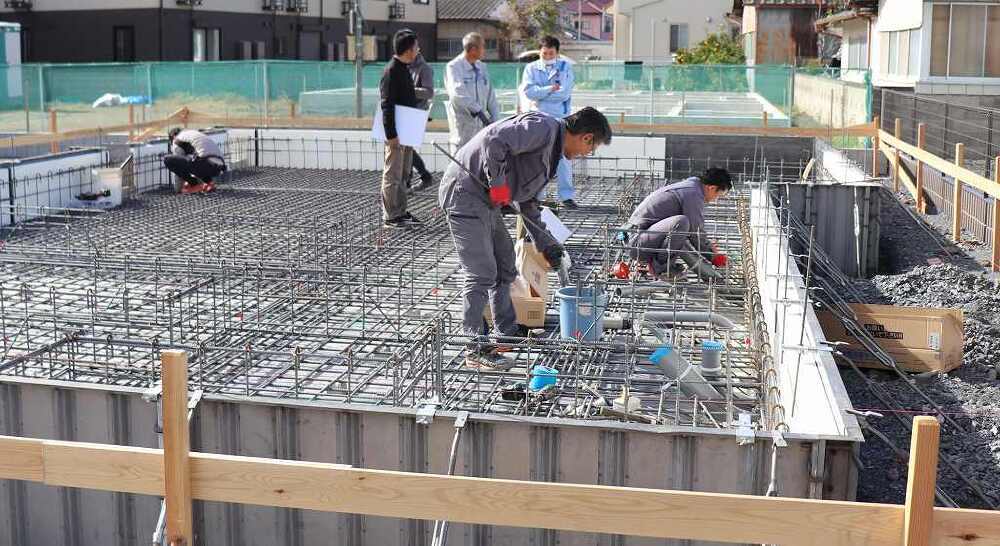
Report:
440,107,612,369
444,32,500,152
625,168,732,282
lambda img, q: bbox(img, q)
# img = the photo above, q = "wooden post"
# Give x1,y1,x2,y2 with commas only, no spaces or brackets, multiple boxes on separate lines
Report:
48,108,58,154
916,123,926,213
952,143,965,241
893,118,902,192
162,350,192,546
762,111,768,128
872,116,880,178
903,416,940,546
619,112,625,124
290,102,297,119
128,104,135,141
993,156,1000,272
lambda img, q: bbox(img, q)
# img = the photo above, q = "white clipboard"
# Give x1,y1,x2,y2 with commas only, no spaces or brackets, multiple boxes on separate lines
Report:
541,206,572,243
372,105,430,147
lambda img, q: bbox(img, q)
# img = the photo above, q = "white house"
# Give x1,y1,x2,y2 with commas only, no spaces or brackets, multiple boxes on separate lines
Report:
818,0,1000,106
612,0,733,61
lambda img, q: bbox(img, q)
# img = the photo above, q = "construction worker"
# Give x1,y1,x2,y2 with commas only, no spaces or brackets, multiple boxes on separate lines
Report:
623,168,732,282
519,36,578,209
444,32,500,153
439,107,612,370
379,29,422,229
408,52,435,192
164,128,227,194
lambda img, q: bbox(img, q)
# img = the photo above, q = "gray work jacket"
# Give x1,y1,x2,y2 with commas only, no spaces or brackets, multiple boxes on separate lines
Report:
628,177,713,251
171,129,223,162
444,54,500,148
439,112,564,250
409,54,434,111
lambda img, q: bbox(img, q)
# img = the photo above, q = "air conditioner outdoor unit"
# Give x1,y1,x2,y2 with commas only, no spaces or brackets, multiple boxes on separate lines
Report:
286,0,307,13
175,0,203,5
262,0,285,11
341,1,351,16
3,0,32,8
388,2,405,19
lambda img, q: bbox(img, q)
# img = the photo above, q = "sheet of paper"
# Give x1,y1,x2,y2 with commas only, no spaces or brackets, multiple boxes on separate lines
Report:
541,206,572,243
371,105,430,147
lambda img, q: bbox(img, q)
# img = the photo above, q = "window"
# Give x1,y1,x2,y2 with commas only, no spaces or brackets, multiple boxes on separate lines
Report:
844,25,868,70
113,26,135,62
412,0,429,4
581,19,591,31
193,28,220,61
485,39,498,51
880,29,915,77
669,24,688,53
929,4,1000,77
436,38,463,58
603,14,613,34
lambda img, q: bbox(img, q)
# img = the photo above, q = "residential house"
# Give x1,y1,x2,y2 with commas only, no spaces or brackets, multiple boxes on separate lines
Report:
612,0,732,61
739,0,836,65
0,0,437,63
559,0,614,59
817,0,1000,108
437,0,513,60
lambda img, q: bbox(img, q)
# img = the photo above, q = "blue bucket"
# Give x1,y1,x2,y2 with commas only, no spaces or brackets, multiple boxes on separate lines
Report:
555,287,608,342
528,365,558,391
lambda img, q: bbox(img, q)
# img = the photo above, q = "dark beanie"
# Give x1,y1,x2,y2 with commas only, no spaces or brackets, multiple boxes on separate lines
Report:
393,29,417,56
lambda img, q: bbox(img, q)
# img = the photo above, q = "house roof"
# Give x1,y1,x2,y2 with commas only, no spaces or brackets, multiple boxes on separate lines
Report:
743,0,837,6
559,0,613,16
437,0,504,20
814,8,873,31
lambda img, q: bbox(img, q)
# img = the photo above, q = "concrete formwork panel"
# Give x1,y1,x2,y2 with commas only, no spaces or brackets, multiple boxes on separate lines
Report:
0,378,858,546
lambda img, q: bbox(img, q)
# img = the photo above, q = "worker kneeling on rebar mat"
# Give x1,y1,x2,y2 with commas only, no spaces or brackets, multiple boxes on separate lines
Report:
163,127,228,194
621,168,732,282
439,107,612,370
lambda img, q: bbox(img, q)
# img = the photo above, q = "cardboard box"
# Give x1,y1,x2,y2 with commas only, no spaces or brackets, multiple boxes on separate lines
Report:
515,239,550,298
816,303,964,373
484,276,547,327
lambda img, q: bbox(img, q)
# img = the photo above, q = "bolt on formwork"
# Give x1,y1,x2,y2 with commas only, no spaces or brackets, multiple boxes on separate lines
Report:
0,141,797,430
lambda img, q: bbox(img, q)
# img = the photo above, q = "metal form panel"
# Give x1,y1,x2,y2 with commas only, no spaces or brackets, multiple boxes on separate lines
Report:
0,378,858,546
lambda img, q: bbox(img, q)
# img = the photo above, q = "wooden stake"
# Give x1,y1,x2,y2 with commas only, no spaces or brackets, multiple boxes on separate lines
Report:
290,102,297,119
993,156,1000,272
48,109,58,154
619,111,625,124
915,123,926,213
762,111,768,128
128,103,135,141
952,143,965,242
903,416,940,546
872,116,880,177
893,118,902,192
162,350,192,546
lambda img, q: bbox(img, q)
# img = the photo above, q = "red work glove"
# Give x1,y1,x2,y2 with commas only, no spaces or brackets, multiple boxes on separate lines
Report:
711,253,728,268
489,182,511,207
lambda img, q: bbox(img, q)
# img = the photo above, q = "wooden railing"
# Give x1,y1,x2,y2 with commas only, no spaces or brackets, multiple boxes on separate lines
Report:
0,351,998,546
875,115,1000,271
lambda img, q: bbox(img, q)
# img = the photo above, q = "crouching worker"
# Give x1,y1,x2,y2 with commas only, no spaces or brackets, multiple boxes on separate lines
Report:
440,107,612,370
164,128,227,194
622,168,732,282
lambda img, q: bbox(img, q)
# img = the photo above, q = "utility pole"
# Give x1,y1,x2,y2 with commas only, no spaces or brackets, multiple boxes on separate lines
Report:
577,0,583,40
351,0,365,118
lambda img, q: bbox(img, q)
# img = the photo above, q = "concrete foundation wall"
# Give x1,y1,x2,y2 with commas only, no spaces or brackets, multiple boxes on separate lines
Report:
0,377,858,546
794,73,869,128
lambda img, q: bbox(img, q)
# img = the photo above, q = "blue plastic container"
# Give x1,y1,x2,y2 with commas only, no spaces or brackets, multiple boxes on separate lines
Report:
528,365,558,391
555,286,608,341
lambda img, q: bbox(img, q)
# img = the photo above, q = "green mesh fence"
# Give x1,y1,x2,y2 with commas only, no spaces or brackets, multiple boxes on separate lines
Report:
0,61,809,132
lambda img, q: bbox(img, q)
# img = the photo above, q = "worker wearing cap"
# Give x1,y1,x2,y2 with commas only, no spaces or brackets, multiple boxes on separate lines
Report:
519,35,578,209
164,128,227,194
444,32,500,153
624,168,732,282
439,107,612,370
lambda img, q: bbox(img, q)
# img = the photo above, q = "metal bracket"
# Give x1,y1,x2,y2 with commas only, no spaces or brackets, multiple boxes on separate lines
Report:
772,429,787,448
736,412,754,445
454,410,469,429
416,397,440,426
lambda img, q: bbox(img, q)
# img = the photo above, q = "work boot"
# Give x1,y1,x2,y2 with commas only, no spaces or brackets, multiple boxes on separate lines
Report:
493,324,534,352
181,182,206,195
465,347,516,371
402,212,422,225
410,172,433,192
383,216,408,229
656,262,687,282
561,199,579,210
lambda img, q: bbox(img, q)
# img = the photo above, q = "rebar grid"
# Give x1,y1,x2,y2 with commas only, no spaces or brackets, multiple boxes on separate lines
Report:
0,164,769,428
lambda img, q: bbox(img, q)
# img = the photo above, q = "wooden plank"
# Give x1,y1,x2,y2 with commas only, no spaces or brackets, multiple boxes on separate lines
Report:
880,144,920,202
48,109,58,154
932,507,1000,546
953,143,965,241
42,440,164,495
905,416,941,546
0,435,44,481
162,350,193,546
872,116,881,177
893,119,902,192
993,156,1000,273
880,131,1000,198
128,103,135,140
916,123,926,212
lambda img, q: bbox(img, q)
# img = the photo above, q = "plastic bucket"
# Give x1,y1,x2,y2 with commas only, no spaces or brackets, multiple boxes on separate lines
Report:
528,365,558,391
555,286,608,342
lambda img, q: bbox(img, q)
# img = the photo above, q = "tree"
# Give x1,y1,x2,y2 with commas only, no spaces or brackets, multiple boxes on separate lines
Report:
502,0,561,50
675,32,746,65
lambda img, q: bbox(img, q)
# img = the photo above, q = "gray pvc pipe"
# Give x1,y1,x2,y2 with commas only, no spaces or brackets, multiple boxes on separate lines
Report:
644,310,736,330
641,346,723,400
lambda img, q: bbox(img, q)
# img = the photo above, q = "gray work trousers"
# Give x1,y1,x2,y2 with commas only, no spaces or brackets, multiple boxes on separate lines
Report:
447,208,518,339
381,142,413,221
632,215,691,275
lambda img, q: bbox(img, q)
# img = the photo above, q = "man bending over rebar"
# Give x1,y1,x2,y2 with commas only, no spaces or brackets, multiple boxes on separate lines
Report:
439,107,612,370
622,168,731,282
164,128,227,194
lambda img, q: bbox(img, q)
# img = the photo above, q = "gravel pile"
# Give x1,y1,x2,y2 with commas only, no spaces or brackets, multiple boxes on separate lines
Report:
840,189,1000,509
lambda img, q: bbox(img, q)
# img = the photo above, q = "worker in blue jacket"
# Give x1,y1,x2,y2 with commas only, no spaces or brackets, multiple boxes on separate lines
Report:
518,35,579,209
